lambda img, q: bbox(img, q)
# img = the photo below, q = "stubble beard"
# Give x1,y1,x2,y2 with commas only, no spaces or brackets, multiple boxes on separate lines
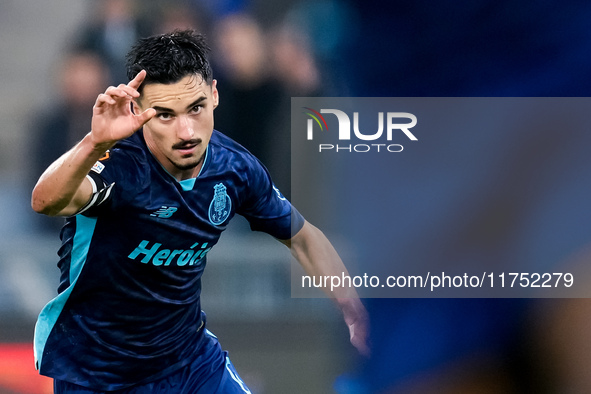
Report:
171,152,205,172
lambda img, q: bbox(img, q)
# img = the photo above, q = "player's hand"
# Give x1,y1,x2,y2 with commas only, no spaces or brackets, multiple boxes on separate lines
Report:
90,70,156,147
343,300,371,357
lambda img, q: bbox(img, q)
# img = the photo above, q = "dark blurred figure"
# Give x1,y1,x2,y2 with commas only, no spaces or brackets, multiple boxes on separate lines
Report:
261,0,354,201
278,0,355,95
531,254,591,394
31,50,110,232
331,1,591,394
263,20,328,202
150,1,205,35
75,0,150,84
269,22,323,98
211,13,288,196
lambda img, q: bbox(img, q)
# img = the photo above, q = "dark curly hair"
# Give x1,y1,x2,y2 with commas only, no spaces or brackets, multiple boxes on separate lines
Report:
126,29,213,93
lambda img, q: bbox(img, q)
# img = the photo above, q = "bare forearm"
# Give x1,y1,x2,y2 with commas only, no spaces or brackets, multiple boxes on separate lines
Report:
290,222,360,300
288,220,370,355
296,236,366,320
31,133,112,216
32,71,154,217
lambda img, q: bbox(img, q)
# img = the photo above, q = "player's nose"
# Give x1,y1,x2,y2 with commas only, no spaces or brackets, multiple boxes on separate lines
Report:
177,115,195,139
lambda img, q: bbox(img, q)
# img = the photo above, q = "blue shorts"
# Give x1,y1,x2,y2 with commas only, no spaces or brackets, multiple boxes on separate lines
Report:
53,330,251,394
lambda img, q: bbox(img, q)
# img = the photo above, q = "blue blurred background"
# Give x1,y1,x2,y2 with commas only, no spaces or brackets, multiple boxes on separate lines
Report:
2,1,591,393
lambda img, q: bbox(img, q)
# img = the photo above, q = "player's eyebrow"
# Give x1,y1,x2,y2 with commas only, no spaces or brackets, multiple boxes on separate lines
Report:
185,96,207,110
152,106,174,113
151,97,208,114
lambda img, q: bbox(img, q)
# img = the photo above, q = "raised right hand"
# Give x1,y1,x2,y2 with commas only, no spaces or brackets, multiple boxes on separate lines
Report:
90,70,156,147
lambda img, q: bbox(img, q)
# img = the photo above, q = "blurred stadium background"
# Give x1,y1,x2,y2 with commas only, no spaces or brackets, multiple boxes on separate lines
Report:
0,1,355,393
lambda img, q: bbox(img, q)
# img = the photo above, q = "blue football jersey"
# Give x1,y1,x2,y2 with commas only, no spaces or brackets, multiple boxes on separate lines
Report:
34,130,304,391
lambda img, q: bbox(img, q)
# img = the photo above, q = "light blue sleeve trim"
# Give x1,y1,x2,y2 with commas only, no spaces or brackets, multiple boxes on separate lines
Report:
34,215,98,370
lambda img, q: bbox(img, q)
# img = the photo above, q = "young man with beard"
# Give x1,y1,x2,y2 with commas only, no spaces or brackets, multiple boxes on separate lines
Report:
31,30,368,393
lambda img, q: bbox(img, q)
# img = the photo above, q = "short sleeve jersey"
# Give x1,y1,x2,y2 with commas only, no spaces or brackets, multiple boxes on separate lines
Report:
34,130,304,391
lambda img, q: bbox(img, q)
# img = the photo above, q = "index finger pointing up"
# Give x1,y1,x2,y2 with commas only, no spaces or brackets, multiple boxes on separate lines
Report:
128,69,147,90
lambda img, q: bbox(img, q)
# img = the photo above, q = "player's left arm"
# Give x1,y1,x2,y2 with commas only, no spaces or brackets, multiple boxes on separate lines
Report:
281,220,370,356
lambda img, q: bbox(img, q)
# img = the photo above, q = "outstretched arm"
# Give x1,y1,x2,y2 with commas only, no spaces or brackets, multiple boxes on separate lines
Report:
31,70,155,217
283,220,370,356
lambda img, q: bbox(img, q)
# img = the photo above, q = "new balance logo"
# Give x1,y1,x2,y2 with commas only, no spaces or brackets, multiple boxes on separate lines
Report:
150,206,178,218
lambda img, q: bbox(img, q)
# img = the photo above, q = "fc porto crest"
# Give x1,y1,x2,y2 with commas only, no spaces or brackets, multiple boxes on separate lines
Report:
208,183,232,225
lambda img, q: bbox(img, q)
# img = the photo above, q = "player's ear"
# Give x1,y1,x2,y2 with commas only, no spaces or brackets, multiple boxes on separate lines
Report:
211,79,219,109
